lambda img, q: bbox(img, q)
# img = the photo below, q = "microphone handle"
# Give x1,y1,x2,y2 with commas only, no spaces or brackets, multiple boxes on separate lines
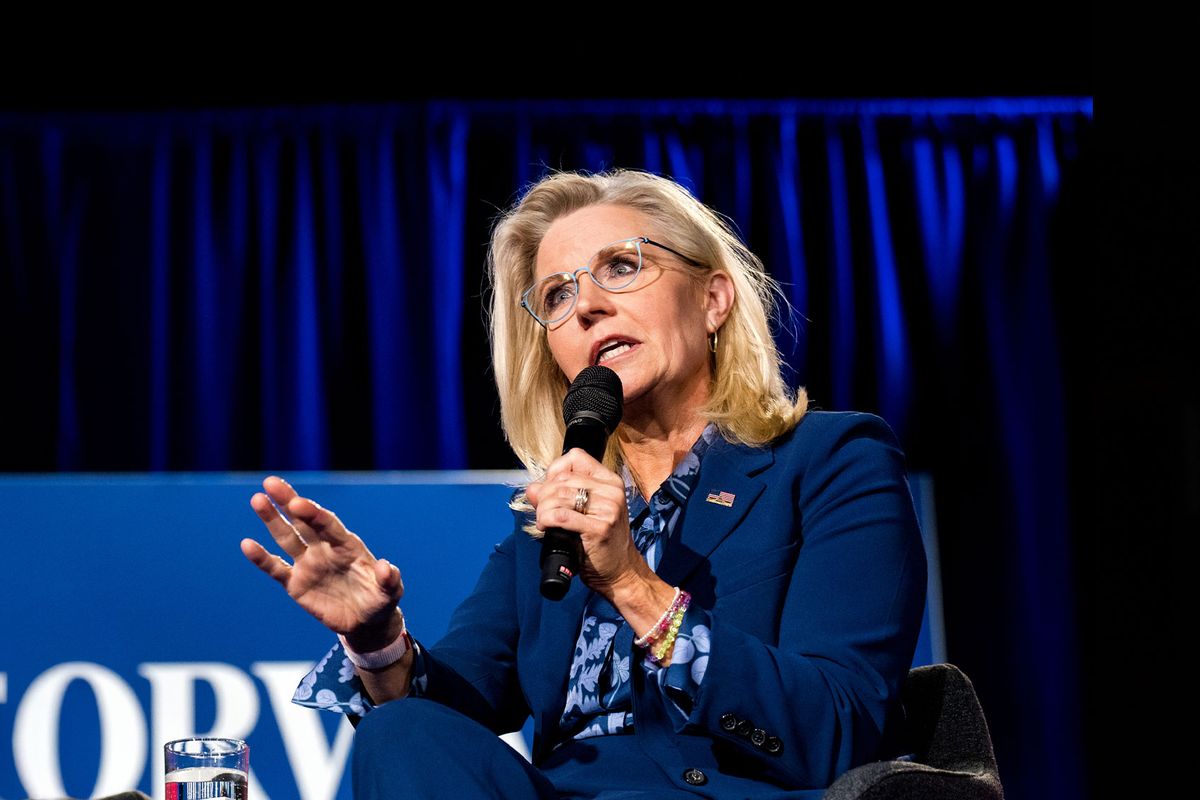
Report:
539,417,610,600
539,528,583,601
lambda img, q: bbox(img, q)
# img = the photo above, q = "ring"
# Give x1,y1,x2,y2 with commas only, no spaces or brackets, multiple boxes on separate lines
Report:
573,487,590,514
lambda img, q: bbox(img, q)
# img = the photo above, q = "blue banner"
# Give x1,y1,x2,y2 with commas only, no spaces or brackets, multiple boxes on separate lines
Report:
1,472,940,800
1,473,528,800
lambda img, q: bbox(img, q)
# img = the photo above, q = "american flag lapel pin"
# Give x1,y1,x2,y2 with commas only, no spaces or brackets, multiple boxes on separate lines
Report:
705,489,736,507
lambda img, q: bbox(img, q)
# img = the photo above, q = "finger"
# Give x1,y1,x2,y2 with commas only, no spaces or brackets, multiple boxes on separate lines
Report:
525,481,543,506
250,492,308,559
240,538,292,587
535,502,614,537
537,494,627,540
546,449,621,487
375,558,404,601
261,475,325,543
262,475,299,511
545,477,625,513
581,494,626,525
536,484,623,524
542,449,586,483
285,495,354,547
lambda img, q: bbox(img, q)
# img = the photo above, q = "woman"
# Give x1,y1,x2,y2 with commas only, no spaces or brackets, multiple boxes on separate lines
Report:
241,169,927,799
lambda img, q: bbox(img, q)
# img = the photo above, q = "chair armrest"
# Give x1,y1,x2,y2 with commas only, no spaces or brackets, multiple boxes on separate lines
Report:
824,760,1004,800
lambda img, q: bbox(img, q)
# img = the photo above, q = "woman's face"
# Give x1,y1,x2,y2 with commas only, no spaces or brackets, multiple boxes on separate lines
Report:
534,203,732,416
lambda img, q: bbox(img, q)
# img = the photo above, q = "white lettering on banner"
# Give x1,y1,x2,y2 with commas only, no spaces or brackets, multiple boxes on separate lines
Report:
137,663,268,800
252,662,354,800
5,662,355,800
12,662,148,799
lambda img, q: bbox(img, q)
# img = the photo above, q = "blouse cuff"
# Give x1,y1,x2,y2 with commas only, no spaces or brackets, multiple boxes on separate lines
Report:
291,638,430,717
643,604,712,722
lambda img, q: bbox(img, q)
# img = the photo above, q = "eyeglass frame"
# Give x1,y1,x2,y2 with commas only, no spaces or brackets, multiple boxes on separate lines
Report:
519,236,702,327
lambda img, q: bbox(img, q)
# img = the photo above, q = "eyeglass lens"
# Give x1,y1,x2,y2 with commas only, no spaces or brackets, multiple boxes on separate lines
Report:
530,240,644,323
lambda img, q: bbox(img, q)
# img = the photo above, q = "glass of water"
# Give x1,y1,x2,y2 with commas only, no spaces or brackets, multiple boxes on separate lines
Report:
164,738,249,800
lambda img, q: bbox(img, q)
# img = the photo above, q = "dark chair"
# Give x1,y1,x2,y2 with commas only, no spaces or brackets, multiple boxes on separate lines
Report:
824,663,1005,800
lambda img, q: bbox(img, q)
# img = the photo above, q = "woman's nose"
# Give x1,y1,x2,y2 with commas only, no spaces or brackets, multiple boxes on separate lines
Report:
572,272,614,322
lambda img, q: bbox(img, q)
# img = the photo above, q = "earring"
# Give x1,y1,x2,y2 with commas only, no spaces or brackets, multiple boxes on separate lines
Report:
708,330,719,353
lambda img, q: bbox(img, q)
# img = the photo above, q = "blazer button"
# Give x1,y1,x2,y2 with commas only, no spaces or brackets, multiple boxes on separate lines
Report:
719,713,738,732
765,736,783,755
736,719,753,737
750,728,767,747
683,768,708,786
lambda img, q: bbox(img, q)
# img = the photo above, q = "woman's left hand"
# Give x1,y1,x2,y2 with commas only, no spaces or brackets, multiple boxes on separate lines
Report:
525,448,649,600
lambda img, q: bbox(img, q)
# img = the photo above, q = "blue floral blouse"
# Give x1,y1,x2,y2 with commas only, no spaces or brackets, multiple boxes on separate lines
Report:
292,424,720,739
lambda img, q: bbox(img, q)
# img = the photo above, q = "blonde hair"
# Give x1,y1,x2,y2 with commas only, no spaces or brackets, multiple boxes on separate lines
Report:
488,168,808,479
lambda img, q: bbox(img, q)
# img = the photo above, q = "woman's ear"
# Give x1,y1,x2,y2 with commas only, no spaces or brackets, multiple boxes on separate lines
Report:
704,271,735,332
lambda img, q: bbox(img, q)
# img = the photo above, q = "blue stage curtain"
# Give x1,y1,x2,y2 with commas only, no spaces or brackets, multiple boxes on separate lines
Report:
0,98,1092,800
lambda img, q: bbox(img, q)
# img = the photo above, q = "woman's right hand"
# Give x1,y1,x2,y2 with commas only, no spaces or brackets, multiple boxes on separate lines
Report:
241,475,405,651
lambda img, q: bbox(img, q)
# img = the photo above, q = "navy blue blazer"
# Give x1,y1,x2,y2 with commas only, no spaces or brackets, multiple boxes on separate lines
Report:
411,410,927,796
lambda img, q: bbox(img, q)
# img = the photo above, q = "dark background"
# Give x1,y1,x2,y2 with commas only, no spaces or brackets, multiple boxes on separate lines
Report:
6,22,1171,800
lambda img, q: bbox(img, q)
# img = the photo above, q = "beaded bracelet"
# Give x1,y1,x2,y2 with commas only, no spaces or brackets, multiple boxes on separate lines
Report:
633,587,685,648
646,594,692,665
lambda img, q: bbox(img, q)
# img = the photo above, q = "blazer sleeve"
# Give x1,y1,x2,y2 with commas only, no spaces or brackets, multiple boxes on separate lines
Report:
663,412,927,789
407,530,531,735
290,535,523,731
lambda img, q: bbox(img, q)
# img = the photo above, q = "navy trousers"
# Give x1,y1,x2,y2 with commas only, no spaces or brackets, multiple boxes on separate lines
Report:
351,699,722,799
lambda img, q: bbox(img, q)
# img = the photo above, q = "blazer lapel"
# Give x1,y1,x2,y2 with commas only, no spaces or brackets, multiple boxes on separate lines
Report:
656,439,775,588
530,574,591,757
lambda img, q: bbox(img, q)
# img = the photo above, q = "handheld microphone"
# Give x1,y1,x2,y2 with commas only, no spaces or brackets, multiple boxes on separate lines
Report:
539,365,623,600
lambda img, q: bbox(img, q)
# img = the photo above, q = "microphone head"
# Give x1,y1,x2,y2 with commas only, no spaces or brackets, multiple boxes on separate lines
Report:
562,365,623,432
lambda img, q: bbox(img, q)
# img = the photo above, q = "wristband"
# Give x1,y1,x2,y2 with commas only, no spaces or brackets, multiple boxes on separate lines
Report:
339,616,410,670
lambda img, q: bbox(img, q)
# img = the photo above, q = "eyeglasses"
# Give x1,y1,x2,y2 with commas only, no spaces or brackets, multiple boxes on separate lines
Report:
520,236,700,327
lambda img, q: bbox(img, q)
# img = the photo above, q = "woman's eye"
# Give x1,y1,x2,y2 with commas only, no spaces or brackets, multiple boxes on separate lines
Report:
543,281,575,310
600,258,638,282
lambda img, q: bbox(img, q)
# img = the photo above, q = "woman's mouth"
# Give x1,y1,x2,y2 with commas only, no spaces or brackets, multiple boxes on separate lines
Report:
594,340,639,366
